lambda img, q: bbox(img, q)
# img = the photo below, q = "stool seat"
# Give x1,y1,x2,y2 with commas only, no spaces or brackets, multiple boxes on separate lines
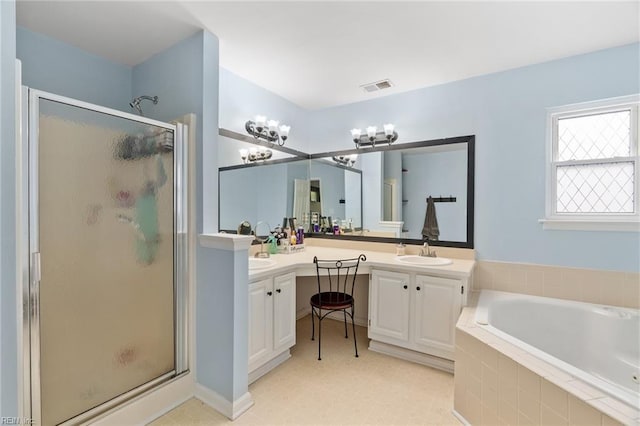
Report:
310,292,354,310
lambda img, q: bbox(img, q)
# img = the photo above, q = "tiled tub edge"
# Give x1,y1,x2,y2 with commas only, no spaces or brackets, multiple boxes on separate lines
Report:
453,293,638,426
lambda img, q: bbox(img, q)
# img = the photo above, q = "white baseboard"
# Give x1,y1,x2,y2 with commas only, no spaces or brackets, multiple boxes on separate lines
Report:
296,307,310,320
91,373,194,426
451,409,470,425
248,350,291,384
296,307,367,327
194,384,254,420
368,340,455,373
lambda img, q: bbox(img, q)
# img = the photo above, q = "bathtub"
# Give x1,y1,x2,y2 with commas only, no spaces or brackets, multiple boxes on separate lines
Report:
474,290,640,410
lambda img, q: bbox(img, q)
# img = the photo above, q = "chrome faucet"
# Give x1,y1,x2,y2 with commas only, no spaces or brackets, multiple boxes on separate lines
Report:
420,242,437,257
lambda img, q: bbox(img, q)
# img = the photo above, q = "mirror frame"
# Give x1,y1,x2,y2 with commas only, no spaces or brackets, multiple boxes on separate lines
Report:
218,128,475,248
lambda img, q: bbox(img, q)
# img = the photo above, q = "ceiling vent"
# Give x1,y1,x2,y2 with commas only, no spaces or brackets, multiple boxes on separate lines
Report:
360,79,394,93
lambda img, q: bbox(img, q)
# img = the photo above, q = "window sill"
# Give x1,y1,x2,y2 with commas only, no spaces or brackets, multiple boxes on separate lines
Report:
539,219,640,232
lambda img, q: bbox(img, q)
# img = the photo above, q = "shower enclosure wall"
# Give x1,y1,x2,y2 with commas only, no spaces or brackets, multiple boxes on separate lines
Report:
22,89,189,425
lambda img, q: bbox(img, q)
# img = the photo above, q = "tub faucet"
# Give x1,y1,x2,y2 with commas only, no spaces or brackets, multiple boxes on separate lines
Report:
420,242,437,257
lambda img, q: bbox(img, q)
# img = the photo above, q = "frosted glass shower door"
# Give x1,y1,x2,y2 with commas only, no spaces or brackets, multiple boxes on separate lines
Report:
31,95,178,426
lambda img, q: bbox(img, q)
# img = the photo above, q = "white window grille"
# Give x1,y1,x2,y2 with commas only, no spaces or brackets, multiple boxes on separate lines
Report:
542,95,640,231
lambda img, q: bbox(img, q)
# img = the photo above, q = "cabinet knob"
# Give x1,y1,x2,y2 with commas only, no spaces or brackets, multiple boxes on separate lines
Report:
403,284,408,289
267,291,273,296
276,289,281,293
416,286,421,291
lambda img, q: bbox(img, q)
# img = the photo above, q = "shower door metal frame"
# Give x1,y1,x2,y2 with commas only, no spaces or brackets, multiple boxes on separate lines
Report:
22,89,190,425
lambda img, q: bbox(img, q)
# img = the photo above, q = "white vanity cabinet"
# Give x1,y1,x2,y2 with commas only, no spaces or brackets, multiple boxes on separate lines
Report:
368,269,464,369
248,272,296,383
369,270,411,341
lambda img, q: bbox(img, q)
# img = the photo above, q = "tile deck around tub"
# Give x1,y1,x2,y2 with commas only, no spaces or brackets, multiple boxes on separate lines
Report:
455,291,640,425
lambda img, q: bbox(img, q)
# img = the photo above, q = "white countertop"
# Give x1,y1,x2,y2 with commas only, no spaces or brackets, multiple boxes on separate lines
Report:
248,246,475,281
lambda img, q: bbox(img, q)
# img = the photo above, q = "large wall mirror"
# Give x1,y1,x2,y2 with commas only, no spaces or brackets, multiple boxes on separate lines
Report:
218,129,474,248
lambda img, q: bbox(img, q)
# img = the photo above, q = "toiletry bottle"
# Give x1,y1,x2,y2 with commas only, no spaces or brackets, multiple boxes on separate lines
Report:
297,226,304,244
290,233,297,245
268,236,278,254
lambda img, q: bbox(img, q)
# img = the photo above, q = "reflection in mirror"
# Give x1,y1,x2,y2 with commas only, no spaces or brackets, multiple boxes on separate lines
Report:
292,178,310,228
382,143,468,242
218,134,297,168
307,159,362,233
219,159,309,232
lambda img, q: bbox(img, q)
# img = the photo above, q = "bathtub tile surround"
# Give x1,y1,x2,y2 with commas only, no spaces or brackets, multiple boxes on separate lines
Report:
454,292,639,425
474,260,640,309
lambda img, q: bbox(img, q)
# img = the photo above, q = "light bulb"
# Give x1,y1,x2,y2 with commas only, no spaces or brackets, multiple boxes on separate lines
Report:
350,128,362,139
255,115,266,128
267,120,279,133
239,148,248,159
349,153,358,163
279,125,290,138
383,123,395,136
366,126,377,139
249,147,258,156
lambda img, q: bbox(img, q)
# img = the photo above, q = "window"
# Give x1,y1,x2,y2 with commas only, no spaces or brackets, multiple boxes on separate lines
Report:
542,95,640,231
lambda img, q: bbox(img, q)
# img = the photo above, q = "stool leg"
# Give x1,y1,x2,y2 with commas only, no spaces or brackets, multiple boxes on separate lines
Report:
351,306,359,358
343,310,348,338
311,306,315,341
317,310,322,361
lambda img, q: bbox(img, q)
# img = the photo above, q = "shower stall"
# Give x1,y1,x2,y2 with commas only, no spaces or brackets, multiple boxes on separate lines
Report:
21,89,189,425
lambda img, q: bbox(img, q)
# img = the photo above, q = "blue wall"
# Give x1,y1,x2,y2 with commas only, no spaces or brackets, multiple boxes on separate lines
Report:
303,43,640,272
132,30,220,233
0,0,17,416
17,27,132,111
219,68,311,153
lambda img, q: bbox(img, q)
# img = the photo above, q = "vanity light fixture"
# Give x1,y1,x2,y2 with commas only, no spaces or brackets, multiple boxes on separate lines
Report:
245,115,290,146
332,153,358,167
239,146,273,163
351,123,398,148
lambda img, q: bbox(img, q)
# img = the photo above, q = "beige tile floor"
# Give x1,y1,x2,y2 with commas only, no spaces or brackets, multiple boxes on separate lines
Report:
149,316,459,425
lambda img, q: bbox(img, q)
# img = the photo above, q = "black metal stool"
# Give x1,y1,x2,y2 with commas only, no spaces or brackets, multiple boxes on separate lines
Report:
310,254,366,360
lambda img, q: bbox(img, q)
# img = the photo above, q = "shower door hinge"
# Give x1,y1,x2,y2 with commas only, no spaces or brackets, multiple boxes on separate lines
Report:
32,252,41,283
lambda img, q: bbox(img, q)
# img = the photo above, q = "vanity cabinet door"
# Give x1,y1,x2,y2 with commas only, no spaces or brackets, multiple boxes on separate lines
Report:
248,278,273,370
369,270,411,342
273,272,296,352
413,274,462,357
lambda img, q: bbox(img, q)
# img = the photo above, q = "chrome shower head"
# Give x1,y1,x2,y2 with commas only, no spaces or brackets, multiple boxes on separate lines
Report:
129,95,158,116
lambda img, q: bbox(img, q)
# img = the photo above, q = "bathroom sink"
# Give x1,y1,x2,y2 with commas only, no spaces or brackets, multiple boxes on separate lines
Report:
395,255,453,266
249,257,276,270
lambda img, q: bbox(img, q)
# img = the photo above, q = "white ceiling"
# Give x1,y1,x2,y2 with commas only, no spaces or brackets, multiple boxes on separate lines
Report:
16,1,640,110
